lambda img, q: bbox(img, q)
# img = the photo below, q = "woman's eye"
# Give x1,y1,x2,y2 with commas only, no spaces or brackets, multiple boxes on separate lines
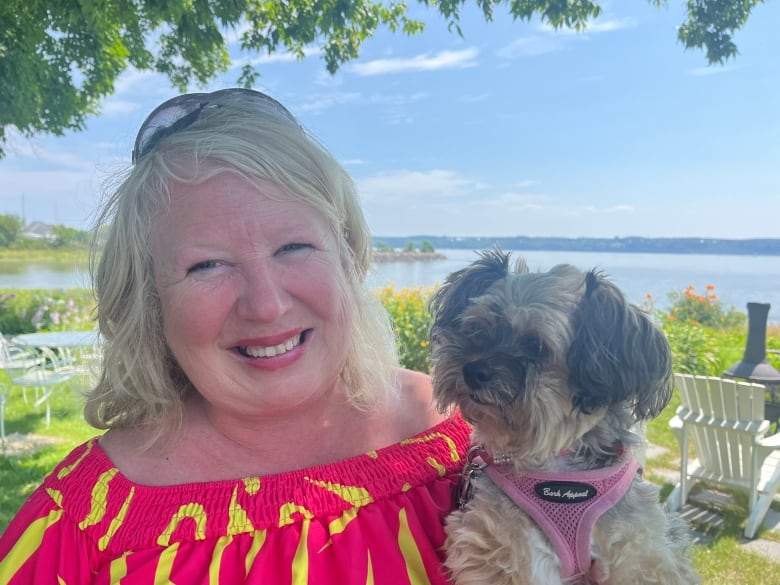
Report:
278,242,313,254
186,260,221,274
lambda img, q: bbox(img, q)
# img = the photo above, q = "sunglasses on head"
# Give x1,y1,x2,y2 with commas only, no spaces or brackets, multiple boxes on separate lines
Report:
131,88,296,164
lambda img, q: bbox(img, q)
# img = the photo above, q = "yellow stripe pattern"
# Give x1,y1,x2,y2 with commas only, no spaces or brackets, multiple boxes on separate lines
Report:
157,503,208,547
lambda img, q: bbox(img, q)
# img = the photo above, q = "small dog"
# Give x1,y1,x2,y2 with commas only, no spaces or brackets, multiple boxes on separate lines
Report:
429,249,699,585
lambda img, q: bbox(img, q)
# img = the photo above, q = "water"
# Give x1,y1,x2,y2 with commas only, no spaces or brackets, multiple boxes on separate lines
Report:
2,252,779,322
0,260,90,289
367,249,780,323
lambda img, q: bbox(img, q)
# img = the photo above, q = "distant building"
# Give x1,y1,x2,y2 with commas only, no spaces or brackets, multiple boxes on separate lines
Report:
22,221,57,242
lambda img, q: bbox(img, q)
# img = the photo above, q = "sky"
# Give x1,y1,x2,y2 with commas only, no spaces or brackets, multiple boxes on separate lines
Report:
1,1,779,239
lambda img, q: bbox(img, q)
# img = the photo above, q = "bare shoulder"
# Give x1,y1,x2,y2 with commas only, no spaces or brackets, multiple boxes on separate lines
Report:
391,368,446,432
395,367,434,402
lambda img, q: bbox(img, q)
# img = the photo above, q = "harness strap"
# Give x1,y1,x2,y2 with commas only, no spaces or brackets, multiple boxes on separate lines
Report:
482,456,639,582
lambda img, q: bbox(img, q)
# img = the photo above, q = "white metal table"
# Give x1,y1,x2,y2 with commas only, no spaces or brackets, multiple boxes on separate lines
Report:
11,331,100,349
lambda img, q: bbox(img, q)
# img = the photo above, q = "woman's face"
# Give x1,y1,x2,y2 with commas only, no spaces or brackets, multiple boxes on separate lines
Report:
151,172,352,420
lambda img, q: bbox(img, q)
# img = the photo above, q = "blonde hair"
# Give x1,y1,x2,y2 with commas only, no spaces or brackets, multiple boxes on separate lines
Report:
85,92,399,439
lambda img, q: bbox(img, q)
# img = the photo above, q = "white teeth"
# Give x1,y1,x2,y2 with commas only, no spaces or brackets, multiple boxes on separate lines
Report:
242,334,301,358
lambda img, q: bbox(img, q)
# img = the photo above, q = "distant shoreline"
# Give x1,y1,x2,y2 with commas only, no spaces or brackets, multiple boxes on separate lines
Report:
372,251,447,262
373,236,780,257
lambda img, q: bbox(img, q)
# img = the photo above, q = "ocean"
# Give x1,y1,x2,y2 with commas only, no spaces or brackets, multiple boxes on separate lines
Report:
2,251,778,323
367,249,780,323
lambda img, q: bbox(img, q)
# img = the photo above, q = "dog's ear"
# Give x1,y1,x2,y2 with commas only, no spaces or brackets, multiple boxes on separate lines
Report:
567,270,673,420
428,247,511,327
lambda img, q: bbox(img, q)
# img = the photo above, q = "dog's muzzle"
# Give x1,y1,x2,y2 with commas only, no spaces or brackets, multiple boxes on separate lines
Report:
463,360,493,390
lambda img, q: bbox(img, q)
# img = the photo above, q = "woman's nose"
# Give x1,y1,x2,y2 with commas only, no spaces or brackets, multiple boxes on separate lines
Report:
235,261,292,321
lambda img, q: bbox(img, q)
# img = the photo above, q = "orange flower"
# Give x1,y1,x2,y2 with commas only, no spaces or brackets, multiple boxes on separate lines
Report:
705,284,715,291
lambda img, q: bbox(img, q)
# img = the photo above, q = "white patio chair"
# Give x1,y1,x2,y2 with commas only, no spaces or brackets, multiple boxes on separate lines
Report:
667,373,780,538
2,344,76,432
1,338,42,443
1,335,44,404
0,335,44,446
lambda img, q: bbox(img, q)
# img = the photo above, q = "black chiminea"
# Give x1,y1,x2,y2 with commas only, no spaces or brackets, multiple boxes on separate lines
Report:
723,302,780,423
724,303,780,383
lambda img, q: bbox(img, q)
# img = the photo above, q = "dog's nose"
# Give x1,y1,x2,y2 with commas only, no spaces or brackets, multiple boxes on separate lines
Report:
463,360,493,390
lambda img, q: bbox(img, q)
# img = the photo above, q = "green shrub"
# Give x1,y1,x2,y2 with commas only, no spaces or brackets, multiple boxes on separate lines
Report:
375,284,435,373
0,289,95,334
641,284,753,376
662,320,723,374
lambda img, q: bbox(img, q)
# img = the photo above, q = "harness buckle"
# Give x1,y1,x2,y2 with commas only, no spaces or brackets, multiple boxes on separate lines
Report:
457,445,488,510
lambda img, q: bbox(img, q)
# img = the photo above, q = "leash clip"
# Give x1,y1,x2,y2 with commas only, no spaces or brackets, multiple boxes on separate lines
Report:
457,445,488,510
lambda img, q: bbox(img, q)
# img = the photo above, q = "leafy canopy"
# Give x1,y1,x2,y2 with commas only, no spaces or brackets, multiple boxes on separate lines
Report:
0,0,765,157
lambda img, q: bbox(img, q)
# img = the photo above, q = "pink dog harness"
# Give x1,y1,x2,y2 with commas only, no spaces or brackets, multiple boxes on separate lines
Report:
481,455,640,583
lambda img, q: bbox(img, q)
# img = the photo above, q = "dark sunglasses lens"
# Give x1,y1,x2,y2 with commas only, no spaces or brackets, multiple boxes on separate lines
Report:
132,89,297,164
133,103,206,164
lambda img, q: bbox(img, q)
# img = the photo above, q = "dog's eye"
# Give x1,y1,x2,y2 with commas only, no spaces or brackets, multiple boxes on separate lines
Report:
465,328,490,346
521,336,546,359
461,320,492,346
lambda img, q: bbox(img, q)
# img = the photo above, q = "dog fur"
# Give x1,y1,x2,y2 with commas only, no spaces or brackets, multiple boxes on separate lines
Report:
429,248,699,585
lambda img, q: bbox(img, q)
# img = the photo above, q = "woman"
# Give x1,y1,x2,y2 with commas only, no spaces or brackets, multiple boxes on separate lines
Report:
0,89,470,583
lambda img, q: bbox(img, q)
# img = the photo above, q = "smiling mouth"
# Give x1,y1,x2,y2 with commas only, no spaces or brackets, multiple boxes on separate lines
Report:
238,330,309,358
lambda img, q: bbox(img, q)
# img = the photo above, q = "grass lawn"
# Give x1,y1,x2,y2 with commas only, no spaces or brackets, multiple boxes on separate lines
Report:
1,377,778,583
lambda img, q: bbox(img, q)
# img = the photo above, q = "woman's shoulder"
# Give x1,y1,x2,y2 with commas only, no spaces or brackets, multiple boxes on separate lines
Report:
395,367,433,396
394,367,437,414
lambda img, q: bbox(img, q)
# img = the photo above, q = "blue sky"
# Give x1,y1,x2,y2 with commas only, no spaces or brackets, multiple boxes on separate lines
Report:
1,1,778,239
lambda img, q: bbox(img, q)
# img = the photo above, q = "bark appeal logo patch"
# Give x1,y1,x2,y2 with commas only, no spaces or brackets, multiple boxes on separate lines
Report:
534,481,597,504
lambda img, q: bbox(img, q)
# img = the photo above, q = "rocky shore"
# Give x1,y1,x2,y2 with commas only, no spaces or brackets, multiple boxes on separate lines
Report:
372,251,446,262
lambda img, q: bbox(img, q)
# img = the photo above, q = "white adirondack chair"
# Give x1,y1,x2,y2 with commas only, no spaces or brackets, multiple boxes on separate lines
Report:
667,373,780,538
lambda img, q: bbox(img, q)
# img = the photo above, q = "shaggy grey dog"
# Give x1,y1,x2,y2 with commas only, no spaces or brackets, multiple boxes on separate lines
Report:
429,249,699,585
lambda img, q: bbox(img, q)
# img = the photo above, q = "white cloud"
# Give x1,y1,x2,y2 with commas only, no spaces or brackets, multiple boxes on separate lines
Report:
314,69,344,87
232,46,323,69
297,92,364,113
458,94,489,103
357,169,486,202
500,14,637,59
350,48,479,76
296,91,429,122
497,36,566,58
223,20,252,45
101,99,140,117
489,192,548,209
112,68,159,96
2,138,96,173
687,65,738,77
549,17,638,35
